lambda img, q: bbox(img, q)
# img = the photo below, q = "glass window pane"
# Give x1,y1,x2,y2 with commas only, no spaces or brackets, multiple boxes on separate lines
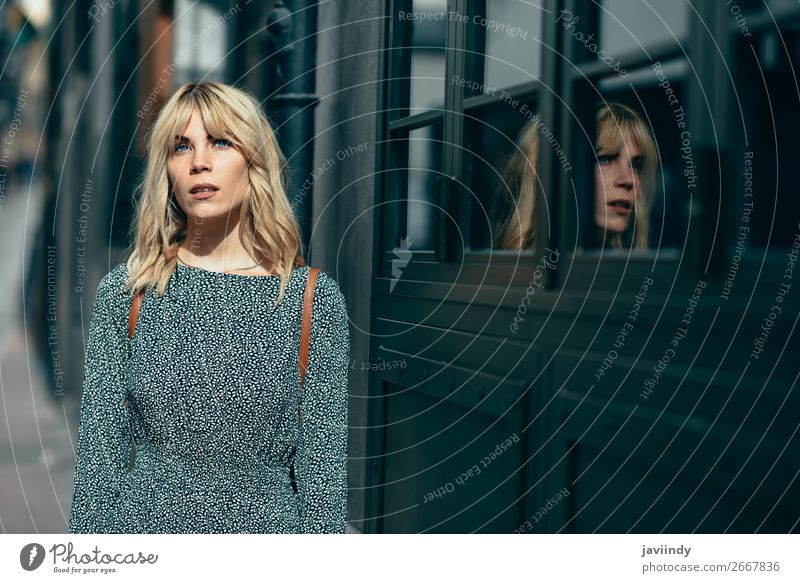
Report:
595,0,688,61
737,27,800,247
406,123,444,250
464,0,543,95
482,0,543,90
409,0,447,114
464,96,541,251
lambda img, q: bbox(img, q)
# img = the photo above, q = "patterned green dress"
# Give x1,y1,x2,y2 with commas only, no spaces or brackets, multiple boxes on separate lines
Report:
67,262,350,533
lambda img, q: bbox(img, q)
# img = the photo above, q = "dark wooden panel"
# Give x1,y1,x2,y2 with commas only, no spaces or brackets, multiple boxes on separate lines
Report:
378,378,530,533
534,357,800,533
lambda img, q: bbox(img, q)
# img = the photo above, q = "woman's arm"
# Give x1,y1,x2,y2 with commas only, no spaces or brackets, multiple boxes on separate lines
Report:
67,267,132,533
295,272,350,534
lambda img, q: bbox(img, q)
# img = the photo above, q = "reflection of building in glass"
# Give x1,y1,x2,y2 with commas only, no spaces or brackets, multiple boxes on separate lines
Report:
407,124,442,250
409,0,447,113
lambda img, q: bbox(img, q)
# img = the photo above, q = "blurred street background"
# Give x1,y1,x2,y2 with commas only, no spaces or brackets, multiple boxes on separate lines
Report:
0,178,76,533
0,2,75,533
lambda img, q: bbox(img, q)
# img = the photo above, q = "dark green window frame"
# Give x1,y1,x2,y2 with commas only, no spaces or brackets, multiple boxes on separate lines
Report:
378,0,800,294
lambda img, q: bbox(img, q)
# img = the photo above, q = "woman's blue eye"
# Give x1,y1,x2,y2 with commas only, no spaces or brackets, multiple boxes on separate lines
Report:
630,159,643,172
597,155,613,165
173,139,231,153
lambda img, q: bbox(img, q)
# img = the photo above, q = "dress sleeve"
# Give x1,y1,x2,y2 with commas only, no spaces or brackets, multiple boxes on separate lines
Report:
67,270,132,533
294,273,350,534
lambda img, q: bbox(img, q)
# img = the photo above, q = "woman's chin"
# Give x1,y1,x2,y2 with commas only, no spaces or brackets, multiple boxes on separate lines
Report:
183,205,240,223
597,220,630,236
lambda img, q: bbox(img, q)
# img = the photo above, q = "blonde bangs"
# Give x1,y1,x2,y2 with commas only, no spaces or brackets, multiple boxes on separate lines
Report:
595,115,627,157
126,82,304,307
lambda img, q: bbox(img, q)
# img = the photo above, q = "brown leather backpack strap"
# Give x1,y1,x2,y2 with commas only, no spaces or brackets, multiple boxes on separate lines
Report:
128,289,144,340
126,289,144,412
297,268,320,425
299,268,320,389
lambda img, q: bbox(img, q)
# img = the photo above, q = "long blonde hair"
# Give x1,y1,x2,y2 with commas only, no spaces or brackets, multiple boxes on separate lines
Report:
125,82,305,308
596,103,659,250
492,115,541,250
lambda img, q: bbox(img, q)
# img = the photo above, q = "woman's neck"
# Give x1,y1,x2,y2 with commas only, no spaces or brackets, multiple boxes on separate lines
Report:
179,214,265,272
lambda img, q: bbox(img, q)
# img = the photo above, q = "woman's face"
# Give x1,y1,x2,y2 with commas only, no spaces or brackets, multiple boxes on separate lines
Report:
594,132,643,235
167,108,249,222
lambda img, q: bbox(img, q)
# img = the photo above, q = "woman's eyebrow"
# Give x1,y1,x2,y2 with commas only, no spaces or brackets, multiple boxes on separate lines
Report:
173,134,216,142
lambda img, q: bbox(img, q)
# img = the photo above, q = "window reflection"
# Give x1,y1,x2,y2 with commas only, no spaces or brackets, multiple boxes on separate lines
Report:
409,0,447,114
597,60,689,250
464,97,539,251
593,103,659,250
598,0,688,60
491,116,540,250
737,27,800,247
478,0,543,90
406,123,444,250
486,102,660,253
463,0,543,103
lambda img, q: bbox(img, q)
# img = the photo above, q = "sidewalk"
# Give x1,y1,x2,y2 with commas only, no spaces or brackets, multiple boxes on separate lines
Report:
0,182,76,533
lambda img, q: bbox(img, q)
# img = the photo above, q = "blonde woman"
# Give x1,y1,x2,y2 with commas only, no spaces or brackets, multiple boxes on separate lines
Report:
492,103,658,252
594,102,659,250
491,115,541,250
67,82,350,534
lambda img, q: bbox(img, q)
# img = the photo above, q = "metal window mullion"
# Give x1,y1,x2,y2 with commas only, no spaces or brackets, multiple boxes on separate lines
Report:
435,0,466,262
536,0,561,290
686,1,728,275
382,0,411,280
558,0,584,267
451,0,468,261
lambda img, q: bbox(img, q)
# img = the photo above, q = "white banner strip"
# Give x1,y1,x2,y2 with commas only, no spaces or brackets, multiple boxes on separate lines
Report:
1,534,796,582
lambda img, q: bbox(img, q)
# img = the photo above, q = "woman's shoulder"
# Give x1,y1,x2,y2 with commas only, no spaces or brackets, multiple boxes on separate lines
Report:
84,264,133,336
307,268,345,305
91,263,134,314
97,262,131,295
305,268,348,330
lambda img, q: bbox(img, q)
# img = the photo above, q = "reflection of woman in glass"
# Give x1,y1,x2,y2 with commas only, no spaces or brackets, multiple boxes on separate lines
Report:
491,116,540,250
594,103,659,250
491,103,658,252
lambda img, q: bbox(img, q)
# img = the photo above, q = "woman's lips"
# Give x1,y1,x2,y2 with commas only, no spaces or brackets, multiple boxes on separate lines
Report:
607,200,632,215
189,189,218,200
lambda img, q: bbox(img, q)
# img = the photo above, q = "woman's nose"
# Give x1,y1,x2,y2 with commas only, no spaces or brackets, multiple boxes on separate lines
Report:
191,148,211,173
613,162,634,189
